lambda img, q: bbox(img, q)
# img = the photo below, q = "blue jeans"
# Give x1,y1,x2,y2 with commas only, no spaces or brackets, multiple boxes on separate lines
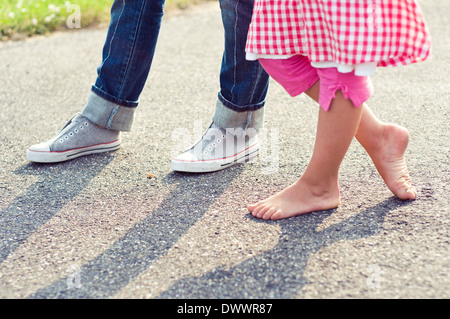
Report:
82,0,269,131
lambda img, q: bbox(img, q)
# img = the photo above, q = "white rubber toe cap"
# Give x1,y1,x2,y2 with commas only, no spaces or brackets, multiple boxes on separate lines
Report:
28,142,51,153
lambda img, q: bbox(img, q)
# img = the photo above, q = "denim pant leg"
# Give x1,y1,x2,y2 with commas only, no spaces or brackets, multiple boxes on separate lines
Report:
213,0,270,130
82,0,165,131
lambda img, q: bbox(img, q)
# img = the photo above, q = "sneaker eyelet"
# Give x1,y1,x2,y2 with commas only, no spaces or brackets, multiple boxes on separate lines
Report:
84,122,89,126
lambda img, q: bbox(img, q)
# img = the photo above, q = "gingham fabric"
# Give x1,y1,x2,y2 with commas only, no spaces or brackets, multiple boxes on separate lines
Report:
246,0,431,67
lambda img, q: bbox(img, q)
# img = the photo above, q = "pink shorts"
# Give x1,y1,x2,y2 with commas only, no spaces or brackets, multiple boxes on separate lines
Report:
258,55,374,111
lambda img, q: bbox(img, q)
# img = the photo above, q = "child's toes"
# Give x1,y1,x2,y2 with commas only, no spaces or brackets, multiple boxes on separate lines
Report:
256,205,271,218
261,207,277,220
404,187,417,200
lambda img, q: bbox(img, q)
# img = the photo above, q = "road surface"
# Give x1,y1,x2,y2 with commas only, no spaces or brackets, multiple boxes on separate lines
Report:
0,1,448,300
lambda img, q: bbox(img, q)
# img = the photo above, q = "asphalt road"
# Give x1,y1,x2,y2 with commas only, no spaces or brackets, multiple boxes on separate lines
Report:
0,1,448,300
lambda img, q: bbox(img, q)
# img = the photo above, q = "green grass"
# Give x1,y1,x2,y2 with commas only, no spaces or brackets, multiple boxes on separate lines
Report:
0,0,206,40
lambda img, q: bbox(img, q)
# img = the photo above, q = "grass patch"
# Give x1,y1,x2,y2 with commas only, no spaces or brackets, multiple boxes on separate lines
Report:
0,0,114,40
0,0,207,40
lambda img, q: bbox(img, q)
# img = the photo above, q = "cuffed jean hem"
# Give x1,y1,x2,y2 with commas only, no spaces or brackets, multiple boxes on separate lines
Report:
91,85,139,108
217,91,266,112
82,91,136,132
212,99,265,131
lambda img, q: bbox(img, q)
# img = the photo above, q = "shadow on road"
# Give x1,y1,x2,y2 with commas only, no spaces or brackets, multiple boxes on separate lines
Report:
0,154,116,264
25,156,411,298
2,150,413,298
27,165,247,298
157,197,408,298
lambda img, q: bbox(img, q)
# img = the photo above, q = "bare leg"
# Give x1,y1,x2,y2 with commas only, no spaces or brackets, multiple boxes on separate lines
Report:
248,88,362,220
304,82,417,200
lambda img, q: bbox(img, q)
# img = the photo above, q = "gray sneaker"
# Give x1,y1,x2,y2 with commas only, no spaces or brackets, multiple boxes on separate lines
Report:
171,122,259,173
26,113,121,163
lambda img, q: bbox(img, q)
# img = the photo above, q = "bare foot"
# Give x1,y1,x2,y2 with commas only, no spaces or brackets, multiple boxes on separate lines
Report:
369,124,417,200
248,178,341,220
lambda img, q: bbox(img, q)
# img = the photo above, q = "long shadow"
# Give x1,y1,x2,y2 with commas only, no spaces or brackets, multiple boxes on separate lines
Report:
0,154,115,264
27,166,245,298
157,197,408,298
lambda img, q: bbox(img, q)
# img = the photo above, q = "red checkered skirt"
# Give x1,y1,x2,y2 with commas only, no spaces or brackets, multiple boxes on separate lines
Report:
246,0,431,67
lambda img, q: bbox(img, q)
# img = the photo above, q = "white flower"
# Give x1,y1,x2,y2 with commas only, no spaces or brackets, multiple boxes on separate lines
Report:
8,12,15,19
44,13,55,23
32,18,38,25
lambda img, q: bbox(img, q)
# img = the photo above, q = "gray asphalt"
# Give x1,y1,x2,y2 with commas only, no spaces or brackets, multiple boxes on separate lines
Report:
0,1,448,300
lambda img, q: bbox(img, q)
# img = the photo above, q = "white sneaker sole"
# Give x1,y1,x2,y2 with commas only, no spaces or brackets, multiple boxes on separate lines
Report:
171,142,259,173
26,139,122,163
